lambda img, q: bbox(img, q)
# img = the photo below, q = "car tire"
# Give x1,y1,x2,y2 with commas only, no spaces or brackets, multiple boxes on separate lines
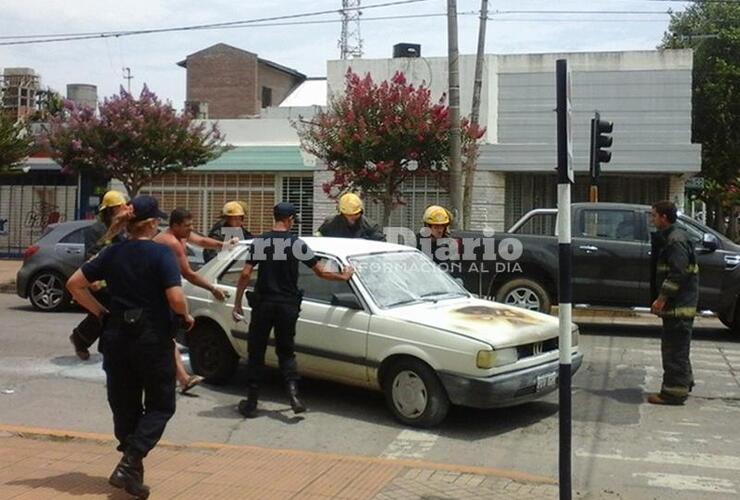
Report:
188,321,239,384
28,270,71,312
719,300,740,336
495,278,552,313
383,357,450,428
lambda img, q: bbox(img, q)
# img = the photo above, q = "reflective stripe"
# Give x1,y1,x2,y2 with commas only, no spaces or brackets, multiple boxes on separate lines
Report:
687,263,699,274
661,280,680,294
657,264,671,272
660,306,697,319
661,384,689,397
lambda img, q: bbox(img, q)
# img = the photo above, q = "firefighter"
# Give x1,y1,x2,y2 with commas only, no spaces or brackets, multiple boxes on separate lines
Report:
203,201,253,262
66,195,194,499
648,200,699,405
69,190,131,360
231,202,353,418
416,205,462,276
316,193,385,241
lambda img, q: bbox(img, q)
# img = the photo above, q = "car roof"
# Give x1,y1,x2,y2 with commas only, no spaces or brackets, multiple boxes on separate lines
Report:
46,219,95,232
237,236,413,258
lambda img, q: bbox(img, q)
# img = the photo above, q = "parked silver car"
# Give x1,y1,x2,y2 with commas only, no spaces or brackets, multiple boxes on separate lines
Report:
16,220,205,312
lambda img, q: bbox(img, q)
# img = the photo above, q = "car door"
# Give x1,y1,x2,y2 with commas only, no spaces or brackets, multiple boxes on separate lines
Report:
54,226,86,271
572,208,647,306
675,216,725,311
212,249,254,357
291,256,371,386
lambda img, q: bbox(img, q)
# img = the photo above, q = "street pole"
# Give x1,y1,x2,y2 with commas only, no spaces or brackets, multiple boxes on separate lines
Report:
463,0,488,229
447,0,463,227
555,59,573,500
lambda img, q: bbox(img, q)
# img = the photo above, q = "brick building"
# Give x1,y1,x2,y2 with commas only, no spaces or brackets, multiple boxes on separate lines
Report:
177,43,306,119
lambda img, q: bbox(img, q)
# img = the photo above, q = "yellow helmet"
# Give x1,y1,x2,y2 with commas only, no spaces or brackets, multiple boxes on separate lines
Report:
338,193,363,215
423,205,451,225
99,190,126,210
222,201,245,217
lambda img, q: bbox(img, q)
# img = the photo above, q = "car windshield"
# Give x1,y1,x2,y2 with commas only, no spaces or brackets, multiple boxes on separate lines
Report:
348,251,467,309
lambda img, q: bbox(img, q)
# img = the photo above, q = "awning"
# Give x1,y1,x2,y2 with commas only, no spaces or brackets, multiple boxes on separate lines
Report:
194,146,313,172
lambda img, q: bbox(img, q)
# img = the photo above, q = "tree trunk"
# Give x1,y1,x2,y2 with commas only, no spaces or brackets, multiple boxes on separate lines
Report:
381,195,394,230
729,205,739,242
462,144,480,229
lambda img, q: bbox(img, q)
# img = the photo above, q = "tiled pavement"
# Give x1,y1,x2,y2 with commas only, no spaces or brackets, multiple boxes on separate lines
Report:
0,425,558,499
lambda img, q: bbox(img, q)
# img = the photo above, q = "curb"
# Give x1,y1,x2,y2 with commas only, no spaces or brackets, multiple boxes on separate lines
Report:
0,423,557,486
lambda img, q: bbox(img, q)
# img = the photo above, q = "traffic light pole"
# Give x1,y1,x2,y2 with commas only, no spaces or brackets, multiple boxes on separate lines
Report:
555,59,573,500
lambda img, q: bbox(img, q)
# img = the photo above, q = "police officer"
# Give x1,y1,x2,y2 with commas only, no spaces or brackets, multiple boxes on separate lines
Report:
648,200,699,405
316,193,385,240
69,190,131,360
66,196,194,499
203,201,253,262
231,202,353,418
416,205,461,271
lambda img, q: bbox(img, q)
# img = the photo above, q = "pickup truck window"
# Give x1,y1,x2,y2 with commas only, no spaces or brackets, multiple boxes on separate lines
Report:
646,214,704,245
511,213,556,236
580,210,638,241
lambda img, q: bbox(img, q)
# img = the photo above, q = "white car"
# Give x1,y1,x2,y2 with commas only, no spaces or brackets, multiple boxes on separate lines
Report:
182,238,583,427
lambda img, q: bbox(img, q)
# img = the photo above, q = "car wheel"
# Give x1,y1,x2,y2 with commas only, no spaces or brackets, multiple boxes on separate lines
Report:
719,301,740,336
188,321,239,384
495,278,552,313
383,358,450,428
28,271,70,312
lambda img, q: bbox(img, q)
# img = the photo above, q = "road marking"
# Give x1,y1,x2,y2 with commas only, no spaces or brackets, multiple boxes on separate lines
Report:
381,429,438,460
633,473,736,493
676,422,701,427
576,450,740,471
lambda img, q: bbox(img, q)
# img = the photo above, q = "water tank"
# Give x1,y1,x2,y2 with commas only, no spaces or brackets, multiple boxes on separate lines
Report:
66,84,98,110
393,43,421,58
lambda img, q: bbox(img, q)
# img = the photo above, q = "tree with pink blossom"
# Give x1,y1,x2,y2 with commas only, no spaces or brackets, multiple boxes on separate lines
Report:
295,70,484,227
46,86,229,196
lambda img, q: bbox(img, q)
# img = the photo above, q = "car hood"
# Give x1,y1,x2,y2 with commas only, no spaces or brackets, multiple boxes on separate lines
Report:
382,298,562,348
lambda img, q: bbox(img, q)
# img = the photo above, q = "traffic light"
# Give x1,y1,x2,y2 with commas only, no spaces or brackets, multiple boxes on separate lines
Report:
589,112,613,180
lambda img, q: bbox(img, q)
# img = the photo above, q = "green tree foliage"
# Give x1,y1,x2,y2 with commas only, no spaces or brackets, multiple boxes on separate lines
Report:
46,86,230,196
0,113,33,172
295,70,483,227
660,0,740,238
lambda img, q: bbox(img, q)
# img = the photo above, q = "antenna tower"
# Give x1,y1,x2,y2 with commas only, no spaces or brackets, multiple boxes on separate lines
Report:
339,0,363,59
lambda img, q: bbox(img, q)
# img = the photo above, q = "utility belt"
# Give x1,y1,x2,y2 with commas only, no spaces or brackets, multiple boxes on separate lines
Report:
246,290,303,308
107,298,176,341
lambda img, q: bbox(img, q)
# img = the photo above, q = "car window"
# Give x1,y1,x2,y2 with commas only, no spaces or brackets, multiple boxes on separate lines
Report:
511,213,556,236
217,249,257,287
298,257,353,304
59,228,86,244
580,210,638,241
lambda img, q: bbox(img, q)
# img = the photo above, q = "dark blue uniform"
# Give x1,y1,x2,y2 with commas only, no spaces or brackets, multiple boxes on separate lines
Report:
82,240,181,456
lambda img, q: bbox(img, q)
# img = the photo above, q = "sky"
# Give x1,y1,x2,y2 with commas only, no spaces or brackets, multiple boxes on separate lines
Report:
0,0,691,109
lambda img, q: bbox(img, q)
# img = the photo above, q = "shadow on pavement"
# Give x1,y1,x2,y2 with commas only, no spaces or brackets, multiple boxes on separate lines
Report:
7,472,128,498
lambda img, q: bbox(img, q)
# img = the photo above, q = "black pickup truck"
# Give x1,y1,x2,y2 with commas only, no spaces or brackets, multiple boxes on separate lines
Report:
455,203,740,335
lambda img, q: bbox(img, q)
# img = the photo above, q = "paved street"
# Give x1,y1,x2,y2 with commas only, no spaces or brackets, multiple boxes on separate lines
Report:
0,293,739,499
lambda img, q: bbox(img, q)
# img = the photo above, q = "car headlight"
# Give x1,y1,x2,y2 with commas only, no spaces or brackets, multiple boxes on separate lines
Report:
476,348,518,368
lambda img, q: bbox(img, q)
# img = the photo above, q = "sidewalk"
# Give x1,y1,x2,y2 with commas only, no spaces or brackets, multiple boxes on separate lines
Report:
0,424,558,499
0,259,21,293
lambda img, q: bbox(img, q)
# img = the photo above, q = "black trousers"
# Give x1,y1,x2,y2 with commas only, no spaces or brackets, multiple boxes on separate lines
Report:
246,300,300,386
102,323,176,457
660,317,694,402
72,288,111,351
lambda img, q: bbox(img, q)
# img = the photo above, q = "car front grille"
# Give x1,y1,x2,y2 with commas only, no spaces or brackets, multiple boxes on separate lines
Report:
516,337,559,359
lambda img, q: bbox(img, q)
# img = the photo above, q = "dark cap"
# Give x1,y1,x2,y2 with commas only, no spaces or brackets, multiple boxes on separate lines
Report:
274,202,301,223
130,195,167,222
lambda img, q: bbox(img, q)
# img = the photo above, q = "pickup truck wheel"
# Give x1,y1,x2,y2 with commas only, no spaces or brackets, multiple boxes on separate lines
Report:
719,302,740,336
495,278,551,313
188,322,239,385
383,358,450,428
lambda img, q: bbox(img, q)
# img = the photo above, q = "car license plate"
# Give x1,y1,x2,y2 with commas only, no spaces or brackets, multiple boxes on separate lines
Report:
536,372,558,391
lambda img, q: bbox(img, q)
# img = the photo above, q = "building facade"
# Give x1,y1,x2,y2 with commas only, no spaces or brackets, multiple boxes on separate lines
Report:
324,49,701,231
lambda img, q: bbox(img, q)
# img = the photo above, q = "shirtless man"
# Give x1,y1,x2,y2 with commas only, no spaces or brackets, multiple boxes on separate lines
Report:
155,208,237,393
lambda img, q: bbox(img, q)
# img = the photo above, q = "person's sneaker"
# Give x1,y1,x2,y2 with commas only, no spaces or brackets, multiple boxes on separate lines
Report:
69,332,90,361
238,399,258,418
647,393,685,406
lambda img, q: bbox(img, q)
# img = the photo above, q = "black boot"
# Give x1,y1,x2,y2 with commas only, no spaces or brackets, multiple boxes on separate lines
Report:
109,449,150,499
286,381,306,414
238,385,259,418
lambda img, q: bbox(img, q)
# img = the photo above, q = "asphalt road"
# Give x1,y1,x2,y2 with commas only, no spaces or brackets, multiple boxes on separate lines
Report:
1,294,739,499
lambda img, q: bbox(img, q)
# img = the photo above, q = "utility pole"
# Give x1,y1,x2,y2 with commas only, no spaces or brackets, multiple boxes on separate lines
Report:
447,0,463,227
463,0,489,229
122,67,133,93
339,0,363,59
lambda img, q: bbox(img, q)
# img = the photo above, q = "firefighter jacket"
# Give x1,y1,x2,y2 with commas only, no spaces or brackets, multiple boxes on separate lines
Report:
316,214,386,241
650,224,699,319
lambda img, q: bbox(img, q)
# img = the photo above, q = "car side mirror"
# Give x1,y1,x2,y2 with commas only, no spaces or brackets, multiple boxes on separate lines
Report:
700,233,719,253
331,292,363,310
